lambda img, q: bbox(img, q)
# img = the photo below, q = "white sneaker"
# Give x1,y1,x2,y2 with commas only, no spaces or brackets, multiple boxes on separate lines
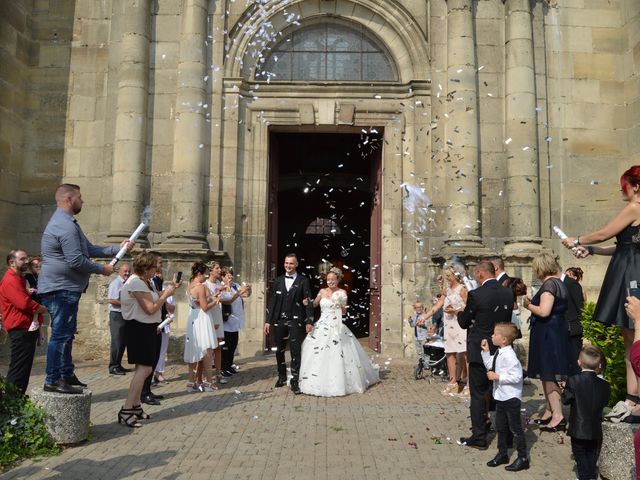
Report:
200,382,218,392
186,383,201,393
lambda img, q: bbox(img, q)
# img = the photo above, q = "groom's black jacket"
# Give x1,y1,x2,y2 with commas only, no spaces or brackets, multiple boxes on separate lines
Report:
266,274,314,326
457,278,513,364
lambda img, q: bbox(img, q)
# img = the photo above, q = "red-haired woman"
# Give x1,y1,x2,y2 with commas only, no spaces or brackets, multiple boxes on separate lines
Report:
563,165,640,421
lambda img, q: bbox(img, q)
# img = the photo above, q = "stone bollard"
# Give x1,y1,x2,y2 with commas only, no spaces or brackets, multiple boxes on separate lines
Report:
599,421,638,480
30,388,92,444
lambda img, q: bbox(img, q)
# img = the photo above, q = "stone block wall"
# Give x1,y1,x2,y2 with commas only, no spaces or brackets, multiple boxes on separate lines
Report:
543,0,631,296
64,0,112,237
625,0,640,166
0,1,34,254
0,0,75,255
3,0,640,358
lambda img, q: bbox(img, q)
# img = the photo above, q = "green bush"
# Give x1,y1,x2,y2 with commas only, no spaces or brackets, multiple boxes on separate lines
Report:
580,301,626,407
0,376,60,469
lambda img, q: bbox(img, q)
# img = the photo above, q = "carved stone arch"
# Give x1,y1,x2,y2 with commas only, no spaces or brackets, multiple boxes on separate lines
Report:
225,0,430,82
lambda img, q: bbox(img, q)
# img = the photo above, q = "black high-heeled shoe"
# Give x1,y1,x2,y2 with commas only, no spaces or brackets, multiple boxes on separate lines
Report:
118,407,142,428
131,405,151,420
533,416,552,426
540,420,566,432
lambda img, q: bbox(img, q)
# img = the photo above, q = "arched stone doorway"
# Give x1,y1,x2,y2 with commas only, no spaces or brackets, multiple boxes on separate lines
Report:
221,0,430,355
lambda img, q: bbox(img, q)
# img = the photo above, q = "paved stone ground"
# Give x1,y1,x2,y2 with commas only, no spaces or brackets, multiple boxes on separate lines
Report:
1,352,578,480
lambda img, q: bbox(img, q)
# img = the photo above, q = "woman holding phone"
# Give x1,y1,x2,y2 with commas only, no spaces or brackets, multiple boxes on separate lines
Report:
119,252,180,427
562,165,640,420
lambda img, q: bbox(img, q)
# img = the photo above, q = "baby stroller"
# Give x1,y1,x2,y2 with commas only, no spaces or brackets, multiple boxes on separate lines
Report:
414,335,448,380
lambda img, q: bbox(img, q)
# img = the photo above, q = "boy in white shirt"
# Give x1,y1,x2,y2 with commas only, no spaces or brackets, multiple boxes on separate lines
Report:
481,322,529,472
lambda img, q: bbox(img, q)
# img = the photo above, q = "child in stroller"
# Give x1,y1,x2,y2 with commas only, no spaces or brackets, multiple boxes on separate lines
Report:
415,323,448,380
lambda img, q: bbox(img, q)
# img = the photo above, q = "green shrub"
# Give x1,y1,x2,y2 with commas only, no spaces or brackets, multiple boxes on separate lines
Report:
0,376,60,469
580,301,626,407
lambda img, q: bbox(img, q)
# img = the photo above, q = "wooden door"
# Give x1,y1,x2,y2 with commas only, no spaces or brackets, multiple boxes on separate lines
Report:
368,142,383,352
265,133,279,352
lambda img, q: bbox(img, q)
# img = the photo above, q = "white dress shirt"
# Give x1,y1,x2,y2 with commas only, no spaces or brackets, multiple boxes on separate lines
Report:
107,275,125,312
481,345,523,401
284,272,297,291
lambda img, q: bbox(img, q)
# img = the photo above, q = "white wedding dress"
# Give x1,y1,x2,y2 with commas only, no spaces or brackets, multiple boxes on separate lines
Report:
299,291,380,397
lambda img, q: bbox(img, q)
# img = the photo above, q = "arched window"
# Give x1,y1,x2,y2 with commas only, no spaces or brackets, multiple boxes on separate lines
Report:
306,217,341,235
256,22,396,82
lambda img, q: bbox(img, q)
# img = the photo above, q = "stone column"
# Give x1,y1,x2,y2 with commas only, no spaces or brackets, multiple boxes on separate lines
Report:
503,0,542,255
444,0,482,249
162,0,209,249
107,0,150,244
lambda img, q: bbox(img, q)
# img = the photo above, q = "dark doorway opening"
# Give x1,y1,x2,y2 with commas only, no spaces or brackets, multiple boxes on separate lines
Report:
266,130,382,344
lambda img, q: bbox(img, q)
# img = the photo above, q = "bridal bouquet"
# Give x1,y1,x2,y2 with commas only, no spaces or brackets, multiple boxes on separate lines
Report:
331,290,348,308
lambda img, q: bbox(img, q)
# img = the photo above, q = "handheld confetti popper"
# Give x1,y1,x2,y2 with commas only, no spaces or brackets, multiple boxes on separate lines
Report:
110,222,147,266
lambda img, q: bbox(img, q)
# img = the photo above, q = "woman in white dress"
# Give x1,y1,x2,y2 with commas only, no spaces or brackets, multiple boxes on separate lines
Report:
299,268,380,397
204,262,226,381
184,262,219,392
418,266,468,396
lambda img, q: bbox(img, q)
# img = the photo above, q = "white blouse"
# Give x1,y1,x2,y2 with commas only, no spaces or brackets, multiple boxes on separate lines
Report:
121,274,161,324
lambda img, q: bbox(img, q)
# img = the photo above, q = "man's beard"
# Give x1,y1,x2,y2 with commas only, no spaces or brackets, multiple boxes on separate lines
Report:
18,266,28,275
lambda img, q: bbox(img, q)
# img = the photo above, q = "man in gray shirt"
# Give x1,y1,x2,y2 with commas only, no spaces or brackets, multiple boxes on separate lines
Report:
40,184,133,394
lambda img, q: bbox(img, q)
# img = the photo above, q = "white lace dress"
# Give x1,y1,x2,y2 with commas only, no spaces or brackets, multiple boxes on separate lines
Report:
183,297,218,363
299,291,380,397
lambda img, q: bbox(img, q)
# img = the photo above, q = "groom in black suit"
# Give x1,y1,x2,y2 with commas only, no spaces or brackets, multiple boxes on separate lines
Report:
264,253,314,394
458,260,513,449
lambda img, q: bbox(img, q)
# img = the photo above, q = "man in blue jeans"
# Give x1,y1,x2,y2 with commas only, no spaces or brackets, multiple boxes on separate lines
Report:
39,184,133,394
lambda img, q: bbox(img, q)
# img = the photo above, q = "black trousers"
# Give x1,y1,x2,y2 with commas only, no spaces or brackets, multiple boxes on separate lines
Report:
141,331,162,399
469,361,492,440
108,311,127,369
571,438,599,480
275,322,306,383
7,329,39,395
569,335,583,367
495,397,527,458
222,331,239,372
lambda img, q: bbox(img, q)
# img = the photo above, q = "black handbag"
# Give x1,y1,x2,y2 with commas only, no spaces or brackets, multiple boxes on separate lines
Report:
222,303,232,321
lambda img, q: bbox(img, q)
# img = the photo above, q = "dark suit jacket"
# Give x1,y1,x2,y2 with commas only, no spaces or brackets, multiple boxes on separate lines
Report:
266,274,314,326
457,278,513,364
563,276,584,337
496,271,516,306
496,271,510,285
562,371,610,440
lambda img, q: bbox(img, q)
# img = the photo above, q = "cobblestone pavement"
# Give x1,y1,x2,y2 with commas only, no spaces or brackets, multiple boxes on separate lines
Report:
2,353,578,480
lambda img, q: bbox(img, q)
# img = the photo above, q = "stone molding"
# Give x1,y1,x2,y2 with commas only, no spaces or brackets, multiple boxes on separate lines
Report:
225,0,430,82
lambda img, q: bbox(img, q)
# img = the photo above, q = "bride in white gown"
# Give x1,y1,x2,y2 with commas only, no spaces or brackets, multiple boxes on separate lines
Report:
299,268,379,397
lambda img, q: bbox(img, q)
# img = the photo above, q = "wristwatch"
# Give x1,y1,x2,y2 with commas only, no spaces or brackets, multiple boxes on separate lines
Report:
573,237,580,247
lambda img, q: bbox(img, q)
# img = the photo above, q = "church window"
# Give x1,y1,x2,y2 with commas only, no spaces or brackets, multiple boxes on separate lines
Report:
256,22,396,82
305,217,342,235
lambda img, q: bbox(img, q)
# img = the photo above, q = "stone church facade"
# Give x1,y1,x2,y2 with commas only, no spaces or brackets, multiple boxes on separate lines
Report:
0,0,639,358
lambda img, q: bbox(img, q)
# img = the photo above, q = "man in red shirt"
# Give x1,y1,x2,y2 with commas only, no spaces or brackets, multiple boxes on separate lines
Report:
0,250,47,394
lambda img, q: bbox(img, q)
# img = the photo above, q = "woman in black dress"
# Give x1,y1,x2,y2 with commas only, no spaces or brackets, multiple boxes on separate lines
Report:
524,253,575,431
563,165,640,418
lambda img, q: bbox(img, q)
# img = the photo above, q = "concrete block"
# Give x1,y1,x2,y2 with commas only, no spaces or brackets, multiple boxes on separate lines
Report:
30,387,92,444
599,421,637,480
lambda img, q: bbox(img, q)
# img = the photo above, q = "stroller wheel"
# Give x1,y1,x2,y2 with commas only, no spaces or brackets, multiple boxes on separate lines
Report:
414,363,424,380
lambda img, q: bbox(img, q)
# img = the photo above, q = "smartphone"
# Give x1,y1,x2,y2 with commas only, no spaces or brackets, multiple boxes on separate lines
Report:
176,271,183,283
630,288,640,299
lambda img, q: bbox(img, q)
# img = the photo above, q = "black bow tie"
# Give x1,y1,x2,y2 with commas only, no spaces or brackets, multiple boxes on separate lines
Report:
285,275,294,279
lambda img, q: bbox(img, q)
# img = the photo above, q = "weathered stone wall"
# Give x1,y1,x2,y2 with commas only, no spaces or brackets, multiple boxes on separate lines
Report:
625,0,640,166
0,0,75,256
543,0,629,299
0,1,34,254
3,0,640,358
